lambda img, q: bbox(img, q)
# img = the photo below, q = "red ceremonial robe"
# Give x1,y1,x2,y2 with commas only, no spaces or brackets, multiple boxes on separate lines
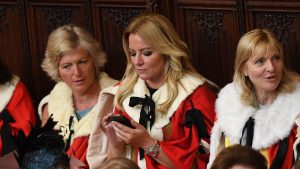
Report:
0,76,36,156
114,74,216,169
208,82,300,169
38,72,117,168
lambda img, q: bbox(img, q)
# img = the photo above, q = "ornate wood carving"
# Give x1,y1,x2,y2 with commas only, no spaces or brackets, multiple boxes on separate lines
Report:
146,0,158,12
0,6,6,23
104,8,142,27
1,0,300,105
236,0,246,34
191,11,224,44
19,0,33,91
263,13,294,41
84,0,94,33
42,7,72,27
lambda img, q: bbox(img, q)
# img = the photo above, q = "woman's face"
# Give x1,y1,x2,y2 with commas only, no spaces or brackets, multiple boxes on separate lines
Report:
243,45,283,94
128,33,166,89
58,47,97,95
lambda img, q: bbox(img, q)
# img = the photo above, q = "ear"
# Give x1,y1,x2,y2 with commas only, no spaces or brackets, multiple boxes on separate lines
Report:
242,64,248,77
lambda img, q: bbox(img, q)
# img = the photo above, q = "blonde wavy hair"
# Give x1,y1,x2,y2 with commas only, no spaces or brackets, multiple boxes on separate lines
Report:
233,28,300,107
41,24,107,82
115,13,214,114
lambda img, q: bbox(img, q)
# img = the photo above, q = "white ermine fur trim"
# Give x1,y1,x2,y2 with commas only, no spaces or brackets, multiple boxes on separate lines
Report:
86,85,119,169
122,74,204,166
294,117,300,160
0,75,19,112
208,82,300,168
38,72,118,143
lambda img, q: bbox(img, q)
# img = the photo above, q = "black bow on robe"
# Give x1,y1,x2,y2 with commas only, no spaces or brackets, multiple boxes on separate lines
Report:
0,109,26,156
129,95,155,130
184,100,210,154
129,95,155,160
240,116,255,147
239,116,288,169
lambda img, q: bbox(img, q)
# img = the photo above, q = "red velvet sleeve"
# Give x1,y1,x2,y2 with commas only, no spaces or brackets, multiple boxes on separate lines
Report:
146,84,216,169
6,82,37,136
267,127,297,169
67,136,89,169
0,82,36,156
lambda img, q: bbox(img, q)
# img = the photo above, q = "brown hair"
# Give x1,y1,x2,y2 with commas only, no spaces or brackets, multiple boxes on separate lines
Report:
98,157,140,169
211,145,267,169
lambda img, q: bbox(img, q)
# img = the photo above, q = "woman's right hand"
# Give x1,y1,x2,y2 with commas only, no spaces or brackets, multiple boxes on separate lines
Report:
101,113,126,157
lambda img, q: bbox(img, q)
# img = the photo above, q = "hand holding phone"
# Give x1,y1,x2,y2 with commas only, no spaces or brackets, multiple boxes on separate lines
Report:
107,114,135,129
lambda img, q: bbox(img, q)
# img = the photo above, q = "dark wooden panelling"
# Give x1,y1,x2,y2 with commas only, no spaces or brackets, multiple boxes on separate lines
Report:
245,0,300,79
176,0,239,87
92,1,148,80
1,0,300,107
26,0,91,103
0,1,33,93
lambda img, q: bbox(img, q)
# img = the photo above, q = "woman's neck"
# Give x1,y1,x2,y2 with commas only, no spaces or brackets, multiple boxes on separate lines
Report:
256,90,277,105
146,78,165,89
73,81,101,110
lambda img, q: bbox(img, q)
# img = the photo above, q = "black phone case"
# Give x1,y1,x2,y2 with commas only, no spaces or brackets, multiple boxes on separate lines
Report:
107,115,135,128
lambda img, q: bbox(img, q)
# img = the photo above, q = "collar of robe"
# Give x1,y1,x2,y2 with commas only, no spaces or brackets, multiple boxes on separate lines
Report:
129,95,156,160
129,95,155,130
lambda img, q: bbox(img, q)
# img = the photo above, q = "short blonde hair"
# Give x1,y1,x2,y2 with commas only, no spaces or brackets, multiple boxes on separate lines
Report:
115,13,213,113
42,24,107,82
233,28,300,107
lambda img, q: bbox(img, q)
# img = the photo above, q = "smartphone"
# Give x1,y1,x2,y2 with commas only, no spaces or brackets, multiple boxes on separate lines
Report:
107,114,135,129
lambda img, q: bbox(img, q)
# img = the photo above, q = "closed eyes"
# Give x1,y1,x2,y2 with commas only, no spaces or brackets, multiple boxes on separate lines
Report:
129,48,153,57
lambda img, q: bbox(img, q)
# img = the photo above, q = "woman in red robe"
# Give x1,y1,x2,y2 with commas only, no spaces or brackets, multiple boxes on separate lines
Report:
91,13,217,169
38,25,117,168
0,61,36,156
207,29,300,169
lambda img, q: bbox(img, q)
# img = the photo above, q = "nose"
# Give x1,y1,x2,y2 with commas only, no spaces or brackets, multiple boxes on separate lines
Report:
266,60,275,72
73,64,82,76
133,54,143,66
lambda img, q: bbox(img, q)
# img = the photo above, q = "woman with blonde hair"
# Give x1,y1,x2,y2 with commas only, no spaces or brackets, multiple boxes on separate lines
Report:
91,13,217,169
208,28,300,169
39,24,117,168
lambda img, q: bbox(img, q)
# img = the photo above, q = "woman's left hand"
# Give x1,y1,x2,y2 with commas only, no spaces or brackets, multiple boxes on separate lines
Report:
111,120,156,149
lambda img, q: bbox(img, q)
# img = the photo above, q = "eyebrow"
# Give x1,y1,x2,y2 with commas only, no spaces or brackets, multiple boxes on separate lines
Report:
129,47,152,51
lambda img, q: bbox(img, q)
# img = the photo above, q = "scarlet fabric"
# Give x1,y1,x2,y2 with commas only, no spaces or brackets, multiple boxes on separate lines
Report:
208,82,300,169
115,84,216,169
0,82,36,156
267,127,297,169
38,73,118,169
67,136,89,169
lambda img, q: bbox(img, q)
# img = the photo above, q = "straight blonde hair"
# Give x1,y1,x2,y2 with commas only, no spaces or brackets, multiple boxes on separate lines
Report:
115,13,215,114
233,28,300,107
